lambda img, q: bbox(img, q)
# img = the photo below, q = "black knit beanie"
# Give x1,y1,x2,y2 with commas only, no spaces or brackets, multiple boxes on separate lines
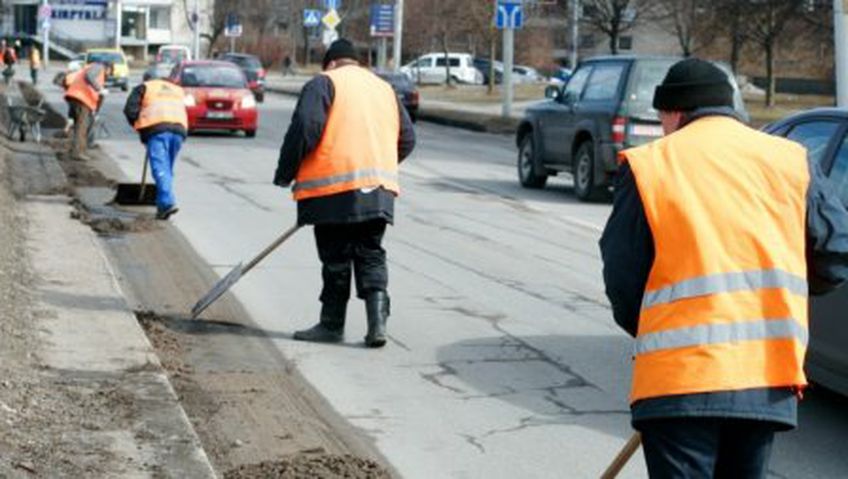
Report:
323,39,357,69
653,58,734,111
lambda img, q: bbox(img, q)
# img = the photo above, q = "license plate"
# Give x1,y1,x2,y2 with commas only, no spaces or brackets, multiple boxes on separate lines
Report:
207,111,233,119
631,124,663,137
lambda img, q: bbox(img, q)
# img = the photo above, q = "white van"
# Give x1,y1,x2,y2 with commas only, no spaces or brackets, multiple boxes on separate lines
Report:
156,45,192,64
401,53,483,85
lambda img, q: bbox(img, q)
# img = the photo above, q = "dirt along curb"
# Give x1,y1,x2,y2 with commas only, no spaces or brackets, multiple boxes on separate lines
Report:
0,129,216,475
265,84,521,135
23,74,398,477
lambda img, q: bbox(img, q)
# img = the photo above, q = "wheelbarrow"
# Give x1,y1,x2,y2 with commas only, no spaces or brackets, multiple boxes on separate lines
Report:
113,154,157,205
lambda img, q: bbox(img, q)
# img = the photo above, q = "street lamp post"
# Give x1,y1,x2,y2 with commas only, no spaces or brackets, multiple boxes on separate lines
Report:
571,0,579,70
115,0,123,49
41,0,50,66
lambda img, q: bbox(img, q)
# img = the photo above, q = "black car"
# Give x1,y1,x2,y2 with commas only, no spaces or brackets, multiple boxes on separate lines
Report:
473,57,503,85
516,55,747,201
764,108,848,397
217,53,266,102
375,70,419,122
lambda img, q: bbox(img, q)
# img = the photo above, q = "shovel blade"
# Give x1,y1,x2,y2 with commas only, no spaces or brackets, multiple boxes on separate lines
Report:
114,183,158,205
191,263,245,319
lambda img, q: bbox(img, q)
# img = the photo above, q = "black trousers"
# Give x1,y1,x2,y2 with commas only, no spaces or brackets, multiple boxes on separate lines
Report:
314,220,388,304
638,418,777,479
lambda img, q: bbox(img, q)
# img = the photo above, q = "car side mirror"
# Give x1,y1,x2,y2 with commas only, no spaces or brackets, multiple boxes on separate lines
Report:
544,85,561,100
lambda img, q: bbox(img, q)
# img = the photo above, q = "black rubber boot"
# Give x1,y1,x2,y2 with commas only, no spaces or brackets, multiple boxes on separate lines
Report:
293,302,346,343
364,292,389,348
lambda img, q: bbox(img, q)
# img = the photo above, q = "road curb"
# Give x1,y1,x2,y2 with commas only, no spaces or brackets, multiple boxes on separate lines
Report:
1,140,218,477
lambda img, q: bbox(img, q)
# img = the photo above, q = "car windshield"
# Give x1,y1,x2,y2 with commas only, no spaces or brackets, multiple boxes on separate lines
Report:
223,55,262,69
182,65,246,88
87,52,124,65
626,59,676,113
159,49,187,63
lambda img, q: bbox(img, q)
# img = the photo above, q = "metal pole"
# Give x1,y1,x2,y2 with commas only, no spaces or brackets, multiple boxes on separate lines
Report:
571,0,579,70
115,0,122,49
836,0,848,107
41,0,49,66
502,26,514,118
193,0,200,60
379,36,387,69
230,35,235,53
392,0,404,71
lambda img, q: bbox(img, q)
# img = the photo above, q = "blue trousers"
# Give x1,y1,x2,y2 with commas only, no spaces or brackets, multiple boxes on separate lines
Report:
146,131,183,212
638,418,777,479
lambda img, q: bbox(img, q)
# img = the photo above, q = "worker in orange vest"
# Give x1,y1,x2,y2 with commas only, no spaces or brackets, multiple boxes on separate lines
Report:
600,58,848,477
64,61,111,160
274,39,416,347
123,78,188,220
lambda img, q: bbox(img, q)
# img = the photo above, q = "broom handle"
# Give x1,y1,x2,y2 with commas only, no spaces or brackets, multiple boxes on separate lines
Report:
138,153,149,202
600,433,642,479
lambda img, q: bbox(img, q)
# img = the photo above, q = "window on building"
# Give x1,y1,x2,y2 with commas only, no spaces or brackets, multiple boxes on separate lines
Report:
150,7,171,30
619,36,633,51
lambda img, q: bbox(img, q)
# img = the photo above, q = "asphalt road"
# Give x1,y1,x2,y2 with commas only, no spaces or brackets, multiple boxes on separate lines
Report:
42,74,848,478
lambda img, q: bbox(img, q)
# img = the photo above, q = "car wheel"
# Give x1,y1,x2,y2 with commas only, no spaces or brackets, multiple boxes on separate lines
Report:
573,141,606,202
517,133,547,189
245,129,257,138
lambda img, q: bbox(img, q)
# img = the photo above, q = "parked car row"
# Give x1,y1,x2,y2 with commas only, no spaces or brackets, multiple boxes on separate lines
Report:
400,52,554,86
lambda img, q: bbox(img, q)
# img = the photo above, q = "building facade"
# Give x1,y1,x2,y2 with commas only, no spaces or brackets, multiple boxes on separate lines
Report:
2,0,213,60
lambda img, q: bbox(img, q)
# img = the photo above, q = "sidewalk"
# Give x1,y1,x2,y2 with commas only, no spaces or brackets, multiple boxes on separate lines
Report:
264,72,530,135
0,83,215,477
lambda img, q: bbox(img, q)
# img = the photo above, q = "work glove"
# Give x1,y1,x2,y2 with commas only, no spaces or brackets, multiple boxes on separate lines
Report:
98,89,109,98
273,168,291,189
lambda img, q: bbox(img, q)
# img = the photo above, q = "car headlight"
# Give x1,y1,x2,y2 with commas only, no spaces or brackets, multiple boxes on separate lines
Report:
184,95,196,107
241,94,256,109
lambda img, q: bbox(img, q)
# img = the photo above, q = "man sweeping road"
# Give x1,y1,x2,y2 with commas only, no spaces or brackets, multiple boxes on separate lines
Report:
64,61,110,160
123,77,188,220
273,39,416,348
600,58,848,477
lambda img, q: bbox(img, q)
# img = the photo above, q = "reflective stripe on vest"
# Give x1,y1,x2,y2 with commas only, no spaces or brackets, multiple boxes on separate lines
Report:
64,64,104,111
641,268,807,310
293,66,400,201
622,116,810,403
134,79,188,131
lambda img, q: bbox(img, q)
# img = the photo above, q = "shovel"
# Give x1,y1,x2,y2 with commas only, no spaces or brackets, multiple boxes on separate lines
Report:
114,154,157,205
190,224,301,319
600,433,642,479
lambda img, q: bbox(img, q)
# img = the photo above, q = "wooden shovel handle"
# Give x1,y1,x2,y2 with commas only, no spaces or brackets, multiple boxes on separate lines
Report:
601,433,642,479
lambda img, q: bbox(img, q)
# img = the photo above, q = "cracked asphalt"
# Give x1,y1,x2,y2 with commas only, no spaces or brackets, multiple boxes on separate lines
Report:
39,75,848,478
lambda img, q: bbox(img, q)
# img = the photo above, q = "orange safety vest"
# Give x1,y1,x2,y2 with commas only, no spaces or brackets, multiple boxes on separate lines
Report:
293,65,400,200
64,64,105,111
134,79,188,131
621,116,810,403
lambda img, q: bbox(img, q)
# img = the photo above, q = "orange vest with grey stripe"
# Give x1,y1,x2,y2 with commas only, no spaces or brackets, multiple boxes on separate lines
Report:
64,64,105,111
134,79,188,131
293,65,400,201
621,116,810,404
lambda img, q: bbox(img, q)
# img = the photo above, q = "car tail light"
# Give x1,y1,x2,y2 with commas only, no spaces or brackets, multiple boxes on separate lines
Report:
612,117,627,144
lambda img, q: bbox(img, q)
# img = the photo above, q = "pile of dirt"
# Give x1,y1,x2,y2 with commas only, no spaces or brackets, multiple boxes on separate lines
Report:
223,454,392,479
135,311,192,377
69,198,160,236
56,153,114,188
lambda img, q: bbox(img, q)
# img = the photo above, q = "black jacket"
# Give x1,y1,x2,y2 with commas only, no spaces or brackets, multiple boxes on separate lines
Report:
273,70,416,225
123,83,188,143
599,108,848,428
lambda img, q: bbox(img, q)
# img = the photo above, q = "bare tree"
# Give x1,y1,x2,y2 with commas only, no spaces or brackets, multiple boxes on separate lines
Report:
652,0,715,57
745,0,804,107
581,0,649,54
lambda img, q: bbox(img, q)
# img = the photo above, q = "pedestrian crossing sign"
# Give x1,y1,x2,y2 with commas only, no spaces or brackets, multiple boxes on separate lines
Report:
304,9,321,27
322,8,341,30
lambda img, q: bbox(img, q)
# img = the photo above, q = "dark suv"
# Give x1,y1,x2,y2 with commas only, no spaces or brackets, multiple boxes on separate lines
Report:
516,56,746,201
217,53,266,102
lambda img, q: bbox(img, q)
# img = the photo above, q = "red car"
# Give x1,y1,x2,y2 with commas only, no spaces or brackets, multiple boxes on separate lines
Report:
169,60,258,137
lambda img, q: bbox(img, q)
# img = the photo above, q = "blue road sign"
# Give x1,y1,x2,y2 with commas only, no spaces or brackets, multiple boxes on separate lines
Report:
324,0,341,10
226,12,239,28
303,9,321,27
495,0,523,30
370,4,394,37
